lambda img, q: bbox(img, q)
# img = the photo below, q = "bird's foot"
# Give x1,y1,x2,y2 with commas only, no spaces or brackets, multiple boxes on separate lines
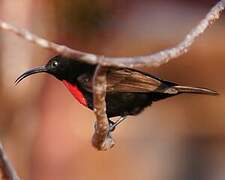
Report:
109,116,127,132
109,120,116,132
94,116,127,132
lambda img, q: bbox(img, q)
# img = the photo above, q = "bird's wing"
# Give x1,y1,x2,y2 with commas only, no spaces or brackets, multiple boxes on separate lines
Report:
106,68,162,92
77,68,178,94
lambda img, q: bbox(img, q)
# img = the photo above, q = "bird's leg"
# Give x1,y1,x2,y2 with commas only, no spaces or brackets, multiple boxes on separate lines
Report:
109,116,127,132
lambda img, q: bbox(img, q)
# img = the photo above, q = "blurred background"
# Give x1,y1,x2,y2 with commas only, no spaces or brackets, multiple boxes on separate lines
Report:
0,0,224,179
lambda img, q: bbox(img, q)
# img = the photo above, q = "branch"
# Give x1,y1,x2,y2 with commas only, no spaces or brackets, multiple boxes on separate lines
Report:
0,1,224,68
0,1,224,151
0,142,20,180
92,65,115,150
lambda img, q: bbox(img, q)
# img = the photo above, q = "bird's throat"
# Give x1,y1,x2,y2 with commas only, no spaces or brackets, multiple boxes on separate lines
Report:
63,80,87,106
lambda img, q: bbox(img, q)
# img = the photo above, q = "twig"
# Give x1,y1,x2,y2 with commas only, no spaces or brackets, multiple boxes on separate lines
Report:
0,1,224,151
0,142,20,180
92,65,115,150
0,1,224,68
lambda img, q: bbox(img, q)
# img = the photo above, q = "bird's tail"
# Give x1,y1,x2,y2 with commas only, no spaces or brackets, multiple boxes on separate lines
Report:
173,85,218,96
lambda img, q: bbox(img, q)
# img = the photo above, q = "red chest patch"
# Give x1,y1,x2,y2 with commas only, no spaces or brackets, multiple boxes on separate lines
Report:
63,80,87,106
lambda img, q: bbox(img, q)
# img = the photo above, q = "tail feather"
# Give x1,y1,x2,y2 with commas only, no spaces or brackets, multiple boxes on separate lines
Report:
174,85,219,96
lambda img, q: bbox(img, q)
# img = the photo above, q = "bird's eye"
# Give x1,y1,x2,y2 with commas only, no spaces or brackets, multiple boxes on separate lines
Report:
52,61,59,68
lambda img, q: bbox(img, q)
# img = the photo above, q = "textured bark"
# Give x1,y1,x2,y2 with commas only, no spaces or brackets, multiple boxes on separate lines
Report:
92,65,115,150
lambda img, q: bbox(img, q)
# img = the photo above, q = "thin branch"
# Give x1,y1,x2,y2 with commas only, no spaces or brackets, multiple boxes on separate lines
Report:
92,65,115,150
0,1,224,151
0,1,224,68
102,0,225,68
0,142,20,180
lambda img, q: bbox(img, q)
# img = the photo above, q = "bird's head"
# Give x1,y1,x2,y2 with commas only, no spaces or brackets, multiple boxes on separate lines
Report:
15,55,91,85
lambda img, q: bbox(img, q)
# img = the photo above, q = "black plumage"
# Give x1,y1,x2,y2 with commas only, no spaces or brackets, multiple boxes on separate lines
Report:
15,55,218,130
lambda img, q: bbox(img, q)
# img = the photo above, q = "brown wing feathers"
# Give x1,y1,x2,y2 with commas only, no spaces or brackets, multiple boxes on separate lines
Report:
106,68,162,92
77,68,177,94
77,67,217,95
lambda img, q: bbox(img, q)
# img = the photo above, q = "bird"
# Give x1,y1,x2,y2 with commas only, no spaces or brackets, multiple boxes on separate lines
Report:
15,55,218,131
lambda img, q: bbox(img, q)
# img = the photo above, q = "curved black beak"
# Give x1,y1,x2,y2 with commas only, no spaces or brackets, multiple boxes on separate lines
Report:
15,65,47,85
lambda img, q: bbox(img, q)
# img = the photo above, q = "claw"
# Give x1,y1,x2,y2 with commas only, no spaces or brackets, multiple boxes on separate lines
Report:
109,116,127,132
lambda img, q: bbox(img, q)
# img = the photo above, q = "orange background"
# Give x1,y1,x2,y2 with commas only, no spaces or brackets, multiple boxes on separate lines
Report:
0,0,224,179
